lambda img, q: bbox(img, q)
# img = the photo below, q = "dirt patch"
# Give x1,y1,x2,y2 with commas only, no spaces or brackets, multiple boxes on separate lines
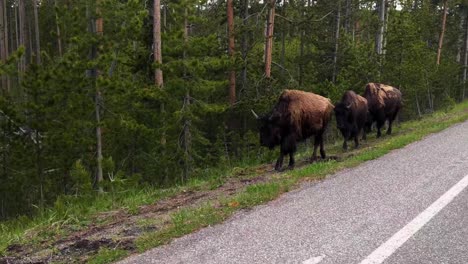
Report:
5,244,24,254
138,191,208,215
67,238,113,253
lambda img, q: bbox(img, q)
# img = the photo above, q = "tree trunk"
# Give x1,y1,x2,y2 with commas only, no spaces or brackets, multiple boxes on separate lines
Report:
415,92,422,117
241,0,249,98
382,0,390,57
87,3,104,192
436,0,448,65
299,3,305,86
14,5,18,52
456,8,465,63
280,0,287,77
182,7,191,182
264,0,276,79
154,0,163,87
375,0,385,55
345,0,351,33
154,0,167,183
332,0,341,83
55,0,62,57
227,0,236,105
163,0,167,30
18,0,26,73
32,0,40,65
28,12,33,64
0,0,6,92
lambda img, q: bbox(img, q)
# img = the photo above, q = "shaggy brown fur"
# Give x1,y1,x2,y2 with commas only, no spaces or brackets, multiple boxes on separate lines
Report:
257,89,334,171
334,90,368,150
363,83,402,137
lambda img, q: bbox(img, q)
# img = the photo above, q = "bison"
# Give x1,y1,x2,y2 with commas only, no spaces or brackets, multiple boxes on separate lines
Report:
334,90,368,150
363,83,402,138
252,89,334,171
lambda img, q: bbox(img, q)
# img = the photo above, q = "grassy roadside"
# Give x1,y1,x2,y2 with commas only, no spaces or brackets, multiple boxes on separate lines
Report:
1,101,468,263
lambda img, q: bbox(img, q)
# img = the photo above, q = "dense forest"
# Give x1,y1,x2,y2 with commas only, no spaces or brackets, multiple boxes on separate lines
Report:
0,0,466,219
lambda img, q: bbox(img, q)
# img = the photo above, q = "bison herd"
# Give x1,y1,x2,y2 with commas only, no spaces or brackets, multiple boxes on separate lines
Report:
252,83,402,171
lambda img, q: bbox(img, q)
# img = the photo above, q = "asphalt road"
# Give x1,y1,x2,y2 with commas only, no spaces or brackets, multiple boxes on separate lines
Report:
119,121,468,264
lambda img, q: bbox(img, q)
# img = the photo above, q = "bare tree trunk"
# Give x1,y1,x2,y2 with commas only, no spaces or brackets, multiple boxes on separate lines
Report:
0,0,6,92
241,0,249,97
415,92,422,117
463,8,468,100
96,13,104,192
344,0,351,33
332,0,341,83
2,0,8,65
182,7,191,182
14,6,18,52
436,0,448,65
280,0,287,77
163,0,167,30
456,9,465,63
18,0,26,73
154,0,163,87
28,12,33,64
383,0,390,57
32,0,40,65
375,0,385,55
154,0,167,183
227,0,236,105
264,0,276,79
299,3,305,86
87,3,104,192
54,0,62,57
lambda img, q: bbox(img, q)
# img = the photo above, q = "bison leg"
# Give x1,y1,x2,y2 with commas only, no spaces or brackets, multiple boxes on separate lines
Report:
288,152,295,169
275,152,284,171
354,134,359,148
342,140,348,151
386,120,393,135
311,137,320,162
320,134,326,159
376,119,385,138
342,130,351,150
312,133,326,161
361,126,367,140
387,110,399,135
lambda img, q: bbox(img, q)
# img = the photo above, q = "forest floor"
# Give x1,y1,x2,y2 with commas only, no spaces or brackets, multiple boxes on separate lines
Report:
1,102,468,264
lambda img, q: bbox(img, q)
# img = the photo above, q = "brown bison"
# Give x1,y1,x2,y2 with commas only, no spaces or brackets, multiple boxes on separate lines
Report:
363,83,402,138
252,89,334,171
334,90,368,150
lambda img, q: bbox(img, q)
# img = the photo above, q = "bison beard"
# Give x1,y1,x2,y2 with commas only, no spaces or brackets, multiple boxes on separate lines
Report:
334,90,368,150
254,90,334,171
363,83,402,138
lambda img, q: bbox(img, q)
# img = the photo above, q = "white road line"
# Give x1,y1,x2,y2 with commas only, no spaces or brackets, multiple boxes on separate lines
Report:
360,173,468,264
303,255,325,264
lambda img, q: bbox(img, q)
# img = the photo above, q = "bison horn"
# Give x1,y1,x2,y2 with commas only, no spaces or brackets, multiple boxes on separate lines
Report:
346,103,352,109
251,109,259,119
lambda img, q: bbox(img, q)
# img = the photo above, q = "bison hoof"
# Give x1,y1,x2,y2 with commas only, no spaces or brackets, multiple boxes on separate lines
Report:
310,157,319,163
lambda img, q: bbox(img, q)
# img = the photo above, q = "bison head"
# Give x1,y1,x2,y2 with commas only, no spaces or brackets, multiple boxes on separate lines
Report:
334,102,352,137
252,110,281,149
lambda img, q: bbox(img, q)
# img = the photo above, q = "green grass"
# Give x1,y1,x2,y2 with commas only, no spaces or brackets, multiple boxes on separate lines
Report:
88,248,129,264
135,203,231,252
1,101,468,262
